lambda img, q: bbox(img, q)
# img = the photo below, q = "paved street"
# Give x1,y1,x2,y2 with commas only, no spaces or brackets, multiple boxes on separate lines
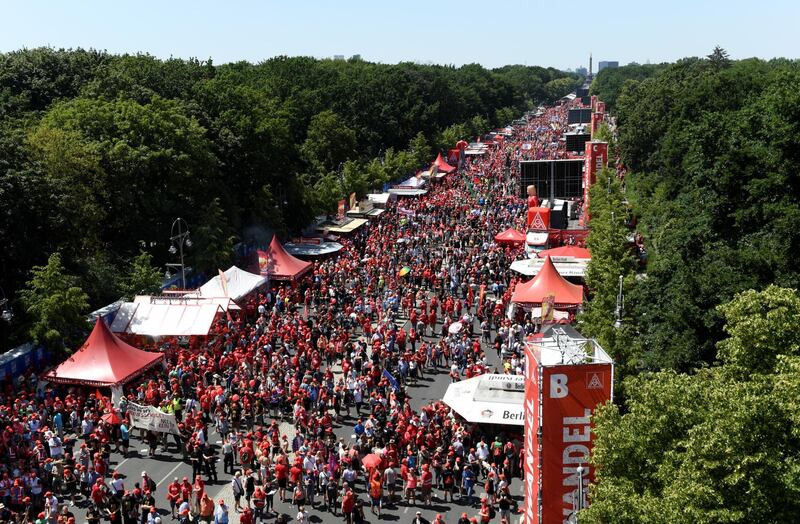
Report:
64,307,523,524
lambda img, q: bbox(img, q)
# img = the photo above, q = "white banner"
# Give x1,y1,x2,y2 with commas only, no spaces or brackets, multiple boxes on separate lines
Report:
127,402,179,435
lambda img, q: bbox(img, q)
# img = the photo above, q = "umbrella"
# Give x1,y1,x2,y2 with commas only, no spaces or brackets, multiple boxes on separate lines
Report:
362,453,383,470
398,266,411,277
448,322,463,334
101,412,122,425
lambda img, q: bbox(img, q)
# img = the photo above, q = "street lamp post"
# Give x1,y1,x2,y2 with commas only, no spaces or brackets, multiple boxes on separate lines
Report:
576,465,585,520
168,218,192,289
0,287,13,352
614,274,624,329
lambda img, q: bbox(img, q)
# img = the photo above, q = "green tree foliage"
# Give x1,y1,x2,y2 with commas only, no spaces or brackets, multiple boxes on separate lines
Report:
582,286,800,524
39,95,218,255
434,123,468,155
616,57,800,370
19,253,89,350
0,47,576,320
191,197,237,275
589,62,666,112
543,77,580,104
577,168,638,377
407,132,431,170
301,110,357,174
707,45,731,71
122,251,164,299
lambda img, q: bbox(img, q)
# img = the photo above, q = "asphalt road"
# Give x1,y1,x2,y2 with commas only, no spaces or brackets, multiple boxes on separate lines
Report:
65,306,523,524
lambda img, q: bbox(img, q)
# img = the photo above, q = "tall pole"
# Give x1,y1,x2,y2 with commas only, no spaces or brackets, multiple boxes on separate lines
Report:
179,226,185,289
170,218,191,290
576,465,585,522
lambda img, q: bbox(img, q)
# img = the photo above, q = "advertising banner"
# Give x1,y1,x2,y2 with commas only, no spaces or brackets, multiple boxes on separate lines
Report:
582,141,609,225
128,402,180,435
540,364,612,523
523,344,541,524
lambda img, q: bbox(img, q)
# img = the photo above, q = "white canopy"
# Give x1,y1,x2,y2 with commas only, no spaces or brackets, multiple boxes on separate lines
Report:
193,266,266,302
110,298,235,337
397,175,426,188
388,187,428,197
443,374,524,426
510,258,588,278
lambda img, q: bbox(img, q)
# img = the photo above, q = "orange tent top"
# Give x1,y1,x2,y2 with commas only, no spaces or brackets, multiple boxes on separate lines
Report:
43,320,164,387
538,245,591,259
433,153,456,174
494,228,527,244
258,236,313,281
511,256,584,306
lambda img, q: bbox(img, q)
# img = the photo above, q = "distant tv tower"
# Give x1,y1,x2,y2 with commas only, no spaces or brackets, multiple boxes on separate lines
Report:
589,53,593,78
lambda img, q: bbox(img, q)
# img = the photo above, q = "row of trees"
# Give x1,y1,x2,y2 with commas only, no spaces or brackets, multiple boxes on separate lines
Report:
0,48,579,347
580,50,800,521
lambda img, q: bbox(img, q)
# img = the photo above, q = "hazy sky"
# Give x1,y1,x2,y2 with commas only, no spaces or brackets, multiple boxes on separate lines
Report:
2,0,797,71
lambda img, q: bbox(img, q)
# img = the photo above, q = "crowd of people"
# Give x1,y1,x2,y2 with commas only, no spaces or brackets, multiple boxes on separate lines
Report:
0,99,587,524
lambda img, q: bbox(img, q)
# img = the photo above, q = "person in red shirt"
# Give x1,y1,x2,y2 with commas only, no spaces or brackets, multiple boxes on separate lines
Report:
289,462,302,490
252,486,266,522
90,478,106,510
420,464,434,506
166,478,181,518
239,507,253,524
179,477,192,507
192,475,205,515
274,460,288,502
341,486,356,524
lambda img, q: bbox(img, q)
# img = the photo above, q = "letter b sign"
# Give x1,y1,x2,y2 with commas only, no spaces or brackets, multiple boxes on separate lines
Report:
550,374,568,398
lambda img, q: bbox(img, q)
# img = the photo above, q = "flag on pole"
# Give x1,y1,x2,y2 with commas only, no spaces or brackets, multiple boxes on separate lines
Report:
382,370,400,392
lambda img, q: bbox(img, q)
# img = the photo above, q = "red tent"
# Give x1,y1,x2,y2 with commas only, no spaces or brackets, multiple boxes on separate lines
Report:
494,228,527,244
43,320,164,387
511,256,584,307
258,236,313,281
538,245,591,259
432,153,456,174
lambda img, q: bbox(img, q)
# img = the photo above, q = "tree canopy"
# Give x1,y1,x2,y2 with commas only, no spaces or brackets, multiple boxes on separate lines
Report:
607,56,800,371
0,48,577,346
582,286,800,524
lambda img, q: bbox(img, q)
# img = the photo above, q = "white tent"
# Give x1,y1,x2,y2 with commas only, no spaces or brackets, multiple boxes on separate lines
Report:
397,175,426,188
443,374,525,426
509,258,589,278
111,297,237,337
193,266,266,302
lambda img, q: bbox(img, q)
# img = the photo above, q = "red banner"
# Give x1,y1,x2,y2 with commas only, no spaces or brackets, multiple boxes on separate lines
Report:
596,101,605,114
581,141,609,225
591,112,603,137
447,148,460,163
540,364,612,524
257,250,270,276
523,344,541,524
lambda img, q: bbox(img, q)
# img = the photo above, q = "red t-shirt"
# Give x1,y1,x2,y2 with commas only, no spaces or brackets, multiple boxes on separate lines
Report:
275,463,288,480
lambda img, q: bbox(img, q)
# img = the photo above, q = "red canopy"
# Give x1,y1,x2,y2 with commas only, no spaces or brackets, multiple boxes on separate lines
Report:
494,228,527,244
538,245,591,259
511,256,584,306
258,236,312,281
44,320,164,387
432,153,456,174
